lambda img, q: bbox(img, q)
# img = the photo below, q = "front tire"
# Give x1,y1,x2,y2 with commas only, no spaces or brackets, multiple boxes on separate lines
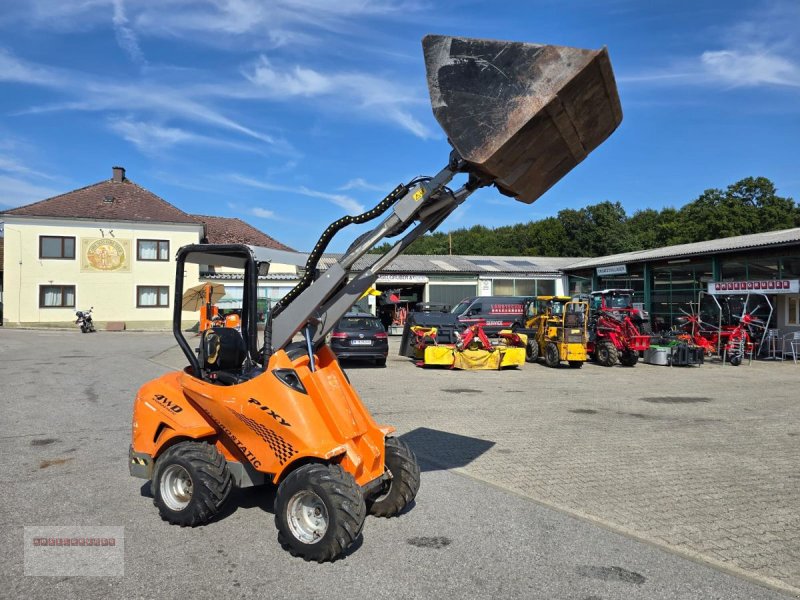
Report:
544,342,560,368
525,340,539,363
596,341,619,367
368,437,420,517
152,441,232,527
275,463,366,562
568,361,583,369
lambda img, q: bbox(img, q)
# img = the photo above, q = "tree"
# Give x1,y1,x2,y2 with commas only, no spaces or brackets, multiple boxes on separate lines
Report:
366,177,796,258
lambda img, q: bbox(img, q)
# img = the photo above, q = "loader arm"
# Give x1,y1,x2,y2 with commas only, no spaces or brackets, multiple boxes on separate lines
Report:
263,34,623,360
265,161,472,354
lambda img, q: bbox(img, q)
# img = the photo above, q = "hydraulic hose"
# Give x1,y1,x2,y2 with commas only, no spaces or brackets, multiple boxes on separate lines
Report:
263,182,409,358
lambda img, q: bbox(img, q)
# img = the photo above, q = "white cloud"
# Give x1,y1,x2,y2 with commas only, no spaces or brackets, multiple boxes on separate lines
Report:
619,3,800,92
243,56,434,138
0,49,280,146
112,0,147,67
700,48,800,88
0,48,65,85
229,173,365,214
250,207,276,219
107,117,263,153
246,56,333,96
621,45,800,89
0,175,61,206
11,0,424,48
339,177,389,192
226,200,284,221
0,155,56,180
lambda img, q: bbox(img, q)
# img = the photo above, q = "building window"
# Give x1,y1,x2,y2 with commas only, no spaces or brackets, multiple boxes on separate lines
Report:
491,278,543,296
137,240,170,261
137,286,170,308
39,285,76,308
39,236,75,259
428,284,478,309
788,296,800,326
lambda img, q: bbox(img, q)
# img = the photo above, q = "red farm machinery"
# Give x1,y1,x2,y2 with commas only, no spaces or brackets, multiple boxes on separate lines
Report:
677,292,771,366
582,289,650,367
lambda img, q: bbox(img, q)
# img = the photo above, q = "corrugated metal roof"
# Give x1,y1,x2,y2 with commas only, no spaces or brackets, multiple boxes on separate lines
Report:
563,227,800,270
319,254,580,275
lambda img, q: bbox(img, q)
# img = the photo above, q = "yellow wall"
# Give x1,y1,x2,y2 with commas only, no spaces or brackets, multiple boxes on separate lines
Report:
2,217,203,328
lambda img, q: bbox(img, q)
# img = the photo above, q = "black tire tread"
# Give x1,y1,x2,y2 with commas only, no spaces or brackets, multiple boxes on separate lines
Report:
596,340,619,367
275,463,366,562
568,361,583,369
525,340,539,363
544,342,560,368
368,437,421,518
153,441,232,527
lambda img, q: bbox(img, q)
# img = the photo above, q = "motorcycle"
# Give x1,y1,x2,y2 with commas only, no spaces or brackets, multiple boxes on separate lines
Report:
75,307,96,333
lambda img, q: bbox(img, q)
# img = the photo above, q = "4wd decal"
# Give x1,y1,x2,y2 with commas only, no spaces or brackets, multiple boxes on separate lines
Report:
248,398,291,427
153,394,183,414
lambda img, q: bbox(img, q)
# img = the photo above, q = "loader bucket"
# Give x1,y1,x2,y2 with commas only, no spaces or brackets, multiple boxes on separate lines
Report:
423,35,622,203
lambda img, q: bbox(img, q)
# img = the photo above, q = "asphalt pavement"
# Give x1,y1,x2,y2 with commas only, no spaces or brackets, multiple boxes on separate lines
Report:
0,328,793,599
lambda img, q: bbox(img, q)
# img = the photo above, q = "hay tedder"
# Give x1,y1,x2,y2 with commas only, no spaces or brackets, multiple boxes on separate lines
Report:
129,35,622,561
677,292,771,365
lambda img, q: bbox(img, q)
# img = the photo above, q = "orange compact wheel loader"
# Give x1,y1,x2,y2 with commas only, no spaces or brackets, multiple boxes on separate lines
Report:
129,34,623,561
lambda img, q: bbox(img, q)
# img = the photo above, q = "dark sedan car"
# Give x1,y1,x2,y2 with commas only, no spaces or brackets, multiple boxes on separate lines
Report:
330,312,389,366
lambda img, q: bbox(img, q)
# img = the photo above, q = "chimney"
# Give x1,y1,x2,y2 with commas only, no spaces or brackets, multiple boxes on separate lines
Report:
112,166,125,183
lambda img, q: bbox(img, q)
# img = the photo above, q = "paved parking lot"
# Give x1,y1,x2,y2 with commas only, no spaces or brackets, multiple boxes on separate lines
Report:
1,328,798,599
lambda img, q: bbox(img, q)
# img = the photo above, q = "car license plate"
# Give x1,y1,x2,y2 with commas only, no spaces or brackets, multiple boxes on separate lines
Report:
350,339,372,346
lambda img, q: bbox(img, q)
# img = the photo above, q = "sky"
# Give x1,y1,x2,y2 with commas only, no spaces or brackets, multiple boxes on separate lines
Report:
0,0,798,252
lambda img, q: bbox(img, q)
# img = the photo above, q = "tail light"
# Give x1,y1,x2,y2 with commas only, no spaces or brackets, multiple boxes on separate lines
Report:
375,332,388,340
330,332,348,339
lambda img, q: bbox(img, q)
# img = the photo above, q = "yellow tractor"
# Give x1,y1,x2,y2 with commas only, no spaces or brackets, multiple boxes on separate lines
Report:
520,296,589,368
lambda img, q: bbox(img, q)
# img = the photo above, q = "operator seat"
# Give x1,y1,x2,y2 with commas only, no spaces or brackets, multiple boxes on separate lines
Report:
199,327,248,384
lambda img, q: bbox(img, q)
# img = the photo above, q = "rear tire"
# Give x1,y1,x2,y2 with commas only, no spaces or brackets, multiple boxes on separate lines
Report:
368,437,421,518
375,358,387,367
620,350,639,367
596,341,619,367
544,342,560,368
729,354,742,367
525,340,539,363
568,361,583,369
275,463,366,562
152,441,232,527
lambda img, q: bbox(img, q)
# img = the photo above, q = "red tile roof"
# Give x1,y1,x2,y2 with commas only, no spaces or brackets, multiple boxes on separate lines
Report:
1,172,198,224
0,167,293,251
193,214,294,251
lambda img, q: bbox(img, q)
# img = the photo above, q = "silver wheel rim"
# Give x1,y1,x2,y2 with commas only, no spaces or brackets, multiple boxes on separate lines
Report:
160,464,193,511
287,490,328,544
